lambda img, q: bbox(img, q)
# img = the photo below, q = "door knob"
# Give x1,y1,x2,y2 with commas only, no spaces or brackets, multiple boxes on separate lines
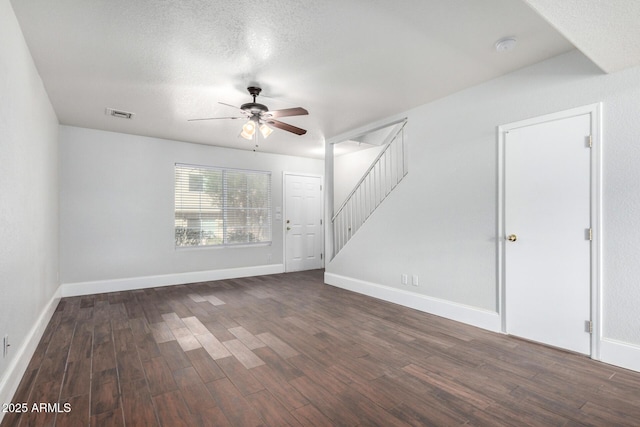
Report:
286,227,291,231
507,234,517,242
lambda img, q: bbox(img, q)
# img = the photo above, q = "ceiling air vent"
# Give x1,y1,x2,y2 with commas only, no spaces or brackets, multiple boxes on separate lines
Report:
105,107,134,119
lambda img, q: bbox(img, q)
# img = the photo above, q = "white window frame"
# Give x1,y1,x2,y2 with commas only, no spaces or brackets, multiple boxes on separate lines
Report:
174,163,272,248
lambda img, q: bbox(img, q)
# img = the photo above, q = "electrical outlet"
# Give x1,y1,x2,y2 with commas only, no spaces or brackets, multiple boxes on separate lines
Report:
412,275,419,286
3,335,9,358
401,274,408,285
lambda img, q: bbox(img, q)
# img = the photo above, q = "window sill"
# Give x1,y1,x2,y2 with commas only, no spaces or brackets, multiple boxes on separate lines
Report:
175,242,273,251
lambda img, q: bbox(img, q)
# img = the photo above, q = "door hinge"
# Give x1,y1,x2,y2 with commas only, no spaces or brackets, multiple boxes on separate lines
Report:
320,219,323,225
585,320,593,334
320,253,323,260
587,227,593,241
587,135,592,148
320,185,322,191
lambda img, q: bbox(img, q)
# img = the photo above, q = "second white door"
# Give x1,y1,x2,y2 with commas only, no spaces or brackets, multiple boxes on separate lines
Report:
504,112,592,355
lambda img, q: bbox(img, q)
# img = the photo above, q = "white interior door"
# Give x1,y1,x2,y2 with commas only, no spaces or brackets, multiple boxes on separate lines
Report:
284,174,323,272
504,113,592,355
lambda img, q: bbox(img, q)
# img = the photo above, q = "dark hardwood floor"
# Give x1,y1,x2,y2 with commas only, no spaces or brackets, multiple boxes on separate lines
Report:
3,269,640,426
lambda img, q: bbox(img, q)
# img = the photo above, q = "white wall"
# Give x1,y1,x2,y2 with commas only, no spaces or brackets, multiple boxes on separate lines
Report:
0,0,60,410
334,144,384,208
59,126,323,290
326,50,640,369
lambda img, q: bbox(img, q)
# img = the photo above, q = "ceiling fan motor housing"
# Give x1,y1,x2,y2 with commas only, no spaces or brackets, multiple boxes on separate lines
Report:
242,87,268,116
241,102,268,115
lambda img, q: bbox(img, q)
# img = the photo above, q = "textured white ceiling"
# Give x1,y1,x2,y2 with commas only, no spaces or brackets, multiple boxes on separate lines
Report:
523,0,640,73
11,0,578,158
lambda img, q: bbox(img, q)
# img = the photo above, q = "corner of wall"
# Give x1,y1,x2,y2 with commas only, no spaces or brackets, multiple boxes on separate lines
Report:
0,287,61,421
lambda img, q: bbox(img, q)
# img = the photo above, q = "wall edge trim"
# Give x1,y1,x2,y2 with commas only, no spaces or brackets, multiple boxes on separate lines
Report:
61,264,285,297
324,272,501,332
0,287,62,422
600,338,640,373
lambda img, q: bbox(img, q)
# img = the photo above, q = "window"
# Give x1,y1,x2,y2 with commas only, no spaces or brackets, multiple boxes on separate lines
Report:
175,164,272,247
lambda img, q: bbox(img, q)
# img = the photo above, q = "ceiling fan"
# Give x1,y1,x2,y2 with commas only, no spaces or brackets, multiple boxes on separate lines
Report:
188,86,308,139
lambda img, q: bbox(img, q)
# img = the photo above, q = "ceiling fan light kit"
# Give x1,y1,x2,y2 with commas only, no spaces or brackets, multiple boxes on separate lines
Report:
259,123,273,138
190,86,308,140
240,120,257,140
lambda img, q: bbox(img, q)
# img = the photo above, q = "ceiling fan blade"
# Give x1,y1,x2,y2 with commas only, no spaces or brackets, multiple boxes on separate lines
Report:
266,119,307,135
188,116,244,121
264,107,308,118
218,102,249,112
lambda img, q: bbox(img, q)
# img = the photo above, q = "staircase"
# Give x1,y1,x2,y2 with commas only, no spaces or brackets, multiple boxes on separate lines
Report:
332,121,408,255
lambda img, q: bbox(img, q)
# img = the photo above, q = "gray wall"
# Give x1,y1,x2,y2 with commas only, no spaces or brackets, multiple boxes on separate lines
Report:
59,126,324,285
327,50,640,347
0,0,59,399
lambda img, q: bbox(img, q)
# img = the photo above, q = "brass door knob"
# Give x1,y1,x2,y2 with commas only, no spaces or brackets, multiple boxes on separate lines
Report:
507,234,517,242
286,227,291,231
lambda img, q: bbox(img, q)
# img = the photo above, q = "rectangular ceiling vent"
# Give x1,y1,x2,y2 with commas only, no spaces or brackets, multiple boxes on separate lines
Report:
105,107,134,119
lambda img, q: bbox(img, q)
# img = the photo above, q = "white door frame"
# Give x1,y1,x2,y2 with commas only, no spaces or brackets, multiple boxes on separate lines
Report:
283,172,325,272
497,103,602,359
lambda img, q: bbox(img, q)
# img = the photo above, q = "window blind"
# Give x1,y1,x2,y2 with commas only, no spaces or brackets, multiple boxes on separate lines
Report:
175,164,272,247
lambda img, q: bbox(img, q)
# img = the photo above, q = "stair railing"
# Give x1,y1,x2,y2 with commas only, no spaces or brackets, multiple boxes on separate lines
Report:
332,121,408,255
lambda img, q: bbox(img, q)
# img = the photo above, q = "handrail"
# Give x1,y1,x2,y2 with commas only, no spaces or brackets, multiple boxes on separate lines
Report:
331,119,408,256
332,120,407,222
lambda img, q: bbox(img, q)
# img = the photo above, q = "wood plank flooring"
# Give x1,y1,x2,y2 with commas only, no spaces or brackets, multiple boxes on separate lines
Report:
3,269,640,426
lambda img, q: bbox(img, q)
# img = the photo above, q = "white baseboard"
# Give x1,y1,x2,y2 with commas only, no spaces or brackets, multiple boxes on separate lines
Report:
324,273,640,374
0,287,61,422
61,264,285,297
324,272,501,332
600,338,640,373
